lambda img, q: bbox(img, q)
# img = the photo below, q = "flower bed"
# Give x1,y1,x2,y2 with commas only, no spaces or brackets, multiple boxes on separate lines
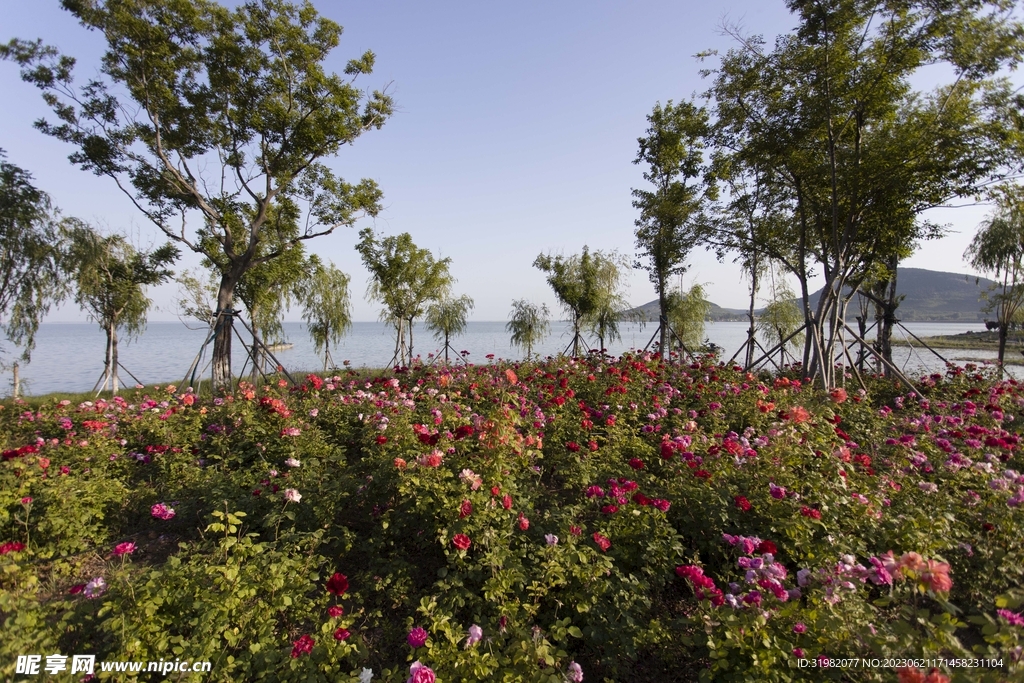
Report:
1,355,1022,681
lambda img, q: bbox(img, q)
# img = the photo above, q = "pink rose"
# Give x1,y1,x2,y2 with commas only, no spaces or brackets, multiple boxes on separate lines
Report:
407,661,435,683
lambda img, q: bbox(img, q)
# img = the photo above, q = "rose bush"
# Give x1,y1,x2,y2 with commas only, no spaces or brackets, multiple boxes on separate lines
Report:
0,358,1022,681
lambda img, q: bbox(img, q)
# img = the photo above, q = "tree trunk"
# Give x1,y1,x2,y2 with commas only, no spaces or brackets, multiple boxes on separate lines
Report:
110,323,120,396
212,271,240,390
103,323,113,394
12,362,19,400
393,318,404,367
658,277,669,360
408,318,414,364
880,267,898,369
573,314,581,357
999,321,1008,368
745,290,756,370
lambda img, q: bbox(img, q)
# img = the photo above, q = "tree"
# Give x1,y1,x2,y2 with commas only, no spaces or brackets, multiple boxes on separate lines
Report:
964,185,1024,368
506,300,549,360
757,270,804,367
425,295,474,364
632,100,715,358
3,0,393,388
704,0,1024,388
64,222,178,394
356,229,453,366
586,250,632,351
176,268,220,326
295,255,351,372
533,247,629,356
667,283,711,354
0,150,65,364
231,224,308,379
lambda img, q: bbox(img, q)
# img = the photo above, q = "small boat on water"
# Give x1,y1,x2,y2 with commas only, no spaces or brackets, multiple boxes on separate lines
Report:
266,342,294,352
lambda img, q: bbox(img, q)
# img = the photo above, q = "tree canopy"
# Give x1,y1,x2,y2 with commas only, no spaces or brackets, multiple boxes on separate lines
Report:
0,150,65,362
426,294,474,363
296,255,351,371
534,247,629,357
702,0,1024,387
965,184,1024,367
63,221,178,393
506,299,549,360
633,100,716,357
356,228,453,366
2,0,393,387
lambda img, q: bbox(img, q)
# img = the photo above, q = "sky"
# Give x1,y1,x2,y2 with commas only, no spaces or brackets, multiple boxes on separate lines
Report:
0,0,1011,323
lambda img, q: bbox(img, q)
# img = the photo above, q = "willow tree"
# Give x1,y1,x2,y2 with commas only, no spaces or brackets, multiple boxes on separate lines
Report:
632,100,715,358
0,150,65,364
357,229,453,366
667,283,711,354
3,0,393,388
705,0,1024,388
296,255,351,371
64,222,178,394
507,300,549,360
965,185,1024,368
426,295,474,364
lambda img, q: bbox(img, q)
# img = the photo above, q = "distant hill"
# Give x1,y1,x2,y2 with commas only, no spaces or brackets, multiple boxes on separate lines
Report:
627,268,999,323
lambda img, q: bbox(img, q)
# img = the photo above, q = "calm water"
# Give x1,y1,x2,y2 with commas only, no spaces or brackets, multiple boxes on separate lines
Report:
5,320,1007,396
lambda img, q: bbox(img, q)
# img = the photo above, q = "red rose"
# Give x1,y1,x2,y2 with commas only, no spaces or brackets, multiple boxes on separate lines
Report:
452,533,471,551
459,499,473,518
326,572,349,596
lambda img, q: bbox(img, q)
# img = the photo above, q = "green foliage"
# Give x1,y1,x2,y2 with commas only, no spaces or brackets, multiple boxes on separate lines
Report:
506,300,549,359
0,150,65,362
296,256,352,371
1,359,1024,681
633,99,716,356
425,294,474,357
356,229,454,365
667,282,711,352
533,247,629,356
2,0,393,386
757,273,804,356
703,0,1024,387
63,221,178,393
965,184,1024,364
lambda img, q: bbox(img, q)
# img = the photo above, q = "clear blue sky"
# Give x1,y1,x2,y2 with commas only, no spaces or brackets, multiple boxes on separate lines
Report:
0,0,1003,322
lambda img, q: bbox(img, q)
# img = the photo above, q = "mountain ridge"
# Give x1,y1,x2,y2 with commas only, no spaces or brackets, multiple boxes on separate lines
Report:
627,268,999,322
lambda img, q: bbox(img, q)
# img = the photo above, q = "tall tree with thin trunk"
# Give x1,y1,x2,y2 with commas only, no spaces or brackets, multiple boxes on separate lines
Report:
632,100,715,358
3,0,393,388
64,221,178,394
534,247,628,357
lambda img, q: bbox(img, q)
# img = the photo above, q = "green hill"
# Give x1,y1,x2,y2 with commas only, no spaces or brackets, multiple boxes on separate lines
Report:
628,268,998,323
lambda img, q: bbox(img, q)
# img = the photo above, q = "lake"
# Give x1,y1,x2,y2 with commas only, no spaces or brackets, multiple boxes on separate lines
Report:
5,320,1010,396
